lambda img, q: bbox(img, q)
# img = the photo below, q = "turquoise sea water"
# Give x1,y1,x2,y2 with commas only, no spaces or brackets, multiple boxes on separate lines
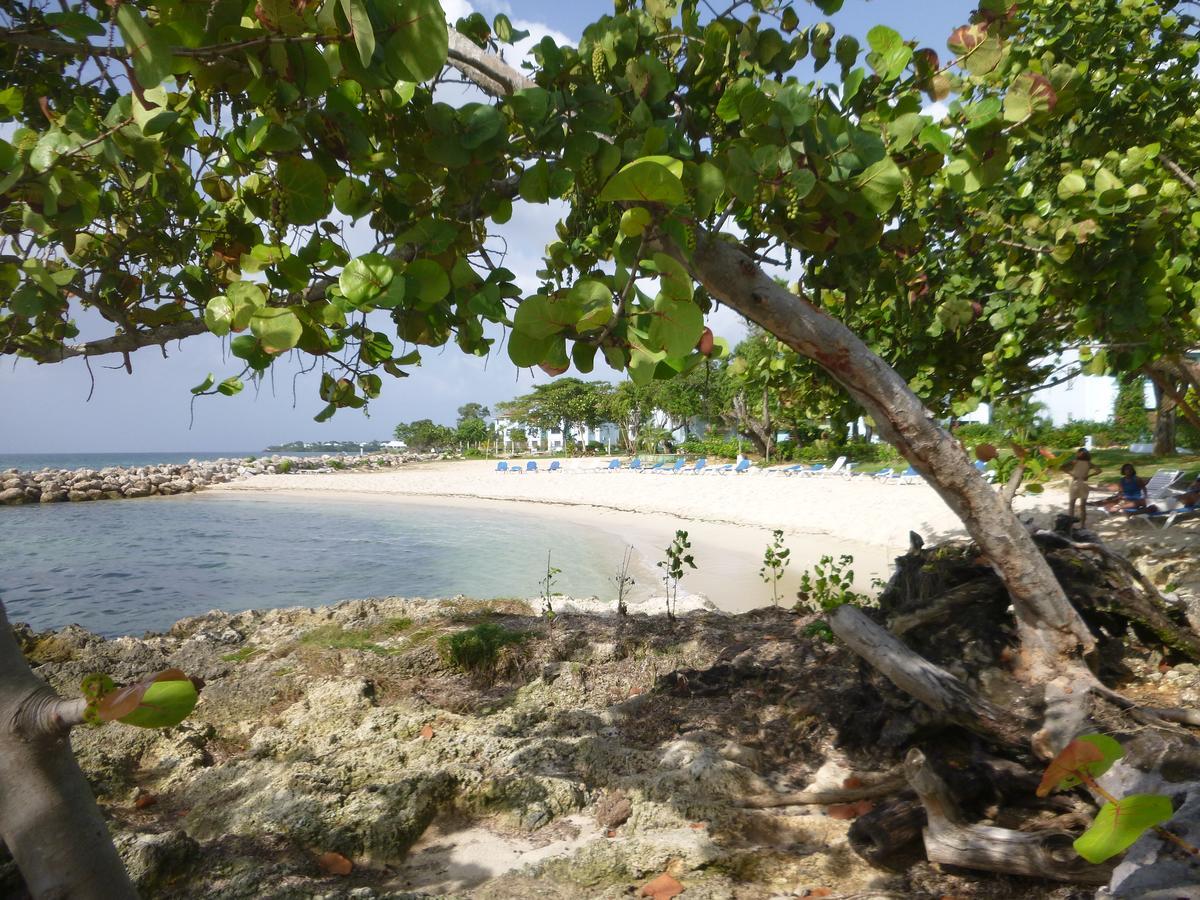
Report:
0,493,644,636
0,451,349,472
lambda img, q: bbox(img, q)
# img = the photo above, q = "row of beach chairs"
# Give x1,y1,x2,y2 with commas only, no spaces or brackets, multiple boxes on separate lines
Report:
494,460,562,473
602,457,751,475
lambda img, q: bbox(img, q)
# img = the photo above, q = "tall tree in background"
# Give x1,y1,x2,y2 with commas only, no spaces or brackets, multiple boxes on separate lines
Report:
393,419,455,451
494,378,610,451
456,402,491,424
1113,376,1149,442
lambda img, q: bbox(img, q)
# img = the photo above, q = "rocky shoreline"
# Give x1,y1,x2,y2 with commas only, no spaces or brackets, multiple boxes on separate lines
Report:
1,596,1014,900
0,453,434,506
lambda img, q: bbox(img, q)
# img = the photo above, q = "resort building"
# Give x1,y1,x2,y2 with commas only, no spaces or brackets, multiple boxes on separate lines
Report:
492,417,621,453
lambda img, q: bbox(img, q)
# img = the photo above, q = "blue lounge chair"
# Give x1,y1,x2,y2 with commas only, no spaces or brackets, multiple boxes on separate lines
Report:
495,461,508,472
629,458,642,471
665,458,686,474
526,460,538,472
510,466,523,473
799,464,825,477
606,458,621,471
548,461,561,472
872,468,895,481
644,461,665,473
898,466,921,485
768,464,806,476
719,459,751,475
688,458,707,474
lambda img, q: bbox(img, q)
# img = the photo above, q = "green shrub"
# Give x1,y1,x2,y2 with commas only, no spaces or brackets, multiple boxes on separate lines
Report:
679,437,741,459
796,437,839,461
1041,420,1112,449
276,459,293,473
330,459,346,470
438,622,527,677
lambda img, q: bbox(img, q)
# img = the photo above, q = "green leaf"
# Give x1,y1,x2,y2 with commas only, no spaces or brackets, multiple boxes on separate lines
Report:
256,0,305,34
333,177,373,217
492,13,528,43
599,158,685,206
716,78,755,123
1075,795,1174,864
218,376,244,396
387,0,449,82
340,0,375,66
570,279,613,331
405,259,449,307
620,207,652,237
340,253,394,306
0,87,21,117
204,295,234,336
507,329,554,367
652,252,693,302
459,104,503,149
190,374,215,395
250,307,303,352
866,25,911,80
115,6,173,88
276,158,330,225
853,156,903,213
45,10,105,39
116,676,199,729
373,277,407,309
29,131,75,173
513,294,579,339
1058,172,1087,199
649,298,704,358
690,161,725,218
520,160,551,203
1038,734,1125,796
226,282,267,331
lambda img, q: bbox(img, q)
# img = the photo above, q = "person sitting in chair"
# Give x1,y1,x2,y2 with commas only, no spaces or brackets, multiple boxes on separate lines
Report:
1174,473,1200,508
1104,463,1148,513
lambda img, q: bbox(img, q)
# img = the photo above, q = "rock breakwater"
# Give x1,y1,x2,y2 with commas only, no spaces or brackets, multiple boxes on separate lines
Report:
0,453,430,506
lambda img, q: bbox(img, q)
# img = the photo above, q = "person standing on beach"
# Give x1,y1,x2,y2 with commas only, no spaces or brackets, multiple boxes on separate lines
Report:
1064,448,1102,527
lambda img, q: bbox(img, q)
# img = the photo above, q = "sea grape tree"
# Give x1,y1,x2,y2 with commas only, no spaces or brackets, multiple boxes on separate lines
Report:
4,0,1200,892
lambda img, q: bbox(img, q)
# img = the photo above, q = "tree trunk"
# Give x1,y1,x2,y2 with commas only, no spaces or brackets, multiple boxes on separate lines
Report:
681,233,1095,676
0,602,137,899
1144,362,1200,441
731,390,772,457
1151,380,1178,456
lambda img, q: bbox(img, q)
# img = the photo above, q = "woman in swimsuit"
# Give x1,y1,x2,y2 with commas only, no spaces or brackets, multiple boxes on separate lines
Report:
1104,463,1148,513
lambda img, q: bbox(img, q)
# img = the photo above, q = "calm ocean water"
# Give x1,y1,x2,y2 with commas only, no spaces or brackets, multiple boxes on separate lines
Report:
0,451,350,472
0,493,646,636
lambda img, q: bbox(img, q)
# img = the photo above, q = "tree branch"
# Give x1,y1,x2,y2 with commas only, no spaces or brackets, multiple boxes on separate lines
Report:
447,32,536,94
1161,155,1199,194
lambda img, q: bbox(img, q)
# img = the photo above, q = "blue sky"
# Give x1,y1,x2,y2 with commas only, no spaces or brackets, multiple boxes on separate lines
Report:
1,0,982,452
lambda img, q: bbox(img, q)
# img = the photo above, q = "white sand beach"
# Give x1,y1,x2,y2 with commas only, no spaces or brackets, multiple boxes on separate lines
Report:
212,459,1071,613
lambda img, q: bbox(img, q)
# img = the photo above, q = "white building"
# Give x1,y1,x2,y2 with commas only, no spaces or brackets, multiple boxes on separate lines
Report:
492,417,621,453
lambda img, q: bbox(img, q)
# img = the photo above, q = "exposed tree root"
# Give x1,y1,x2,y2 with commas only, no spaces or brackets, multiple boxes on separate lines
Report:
826,529,1200,892
739,772,907,809
904,748,1113,885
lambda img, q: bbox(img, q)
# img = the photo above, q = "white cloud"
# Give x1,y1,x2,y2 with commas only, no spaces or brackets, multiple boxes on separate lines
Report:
921,100,950,121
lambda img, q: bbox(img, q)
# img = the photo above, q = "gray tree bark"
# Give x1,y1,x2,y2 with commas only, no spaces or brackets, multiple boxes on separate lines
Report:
0,602,137,899
684,234,1095,675
1151,380,1178,457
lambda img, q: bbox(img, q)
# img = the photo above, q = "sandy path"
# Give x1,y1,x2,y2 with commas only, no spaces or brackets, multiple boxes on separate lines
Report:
211,460,1070,613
